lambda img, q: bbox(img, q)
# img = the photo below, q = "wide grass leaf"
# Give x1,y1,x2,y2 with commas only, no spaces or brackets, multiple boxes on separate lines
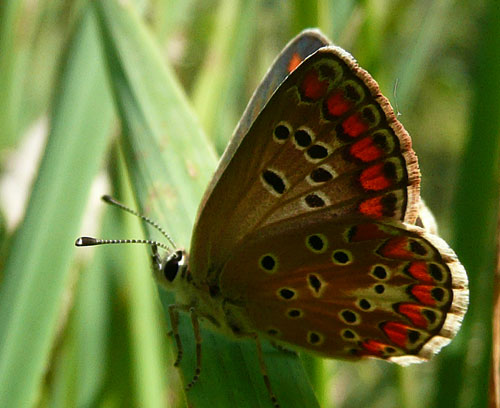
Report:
0,9,113,407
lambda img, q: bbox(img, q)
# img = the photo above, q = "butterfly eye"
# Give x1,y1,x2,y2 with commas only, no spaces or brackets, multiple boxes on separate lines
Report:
163,260,179,282
163,250,183,282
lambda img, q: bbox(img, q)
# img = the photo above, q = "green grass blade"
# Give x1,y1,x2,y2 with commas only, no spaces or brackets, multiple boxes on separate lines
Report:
112,150,170,408
391,0,454,109
93,1,319,406
434,1,500,407
73,231,113,406
0,0,25,147
191,0,258,153
290,0,319,35
0,9,113,407
46,331,78,408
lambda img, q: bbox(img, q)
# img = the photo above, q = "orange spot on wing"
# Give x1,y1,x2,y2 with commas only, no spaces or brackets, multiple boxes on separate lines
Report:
342,114,369,137
301,69,328,100
398,303,428,328
288,52,303,73
360,339,387,356
410,285,436,306
378,236,414,259
350,137,385,162
349,223,391,242
407,261,434,284
360,163,392,191
326,91,352,116
359,196,384,218
382,322,410,348
359,194,397,219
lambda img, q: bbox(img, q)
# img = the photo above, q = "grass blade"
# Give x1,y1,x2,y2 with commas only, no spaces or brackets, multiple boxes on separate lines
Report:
0,8,113,407
433,1,500,407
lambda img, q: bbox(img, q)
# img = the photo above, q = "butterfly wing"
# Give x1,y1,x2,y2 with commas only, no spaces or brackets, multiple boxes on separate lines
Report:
231,29,330,150
191,44,420,284
198,29,330,229
219,215,468,363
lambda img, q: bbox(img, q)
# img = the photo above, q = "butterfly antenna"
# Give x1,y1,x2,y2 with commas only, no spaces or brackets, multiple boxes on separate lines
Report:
100,195,177,249
75,236,170,251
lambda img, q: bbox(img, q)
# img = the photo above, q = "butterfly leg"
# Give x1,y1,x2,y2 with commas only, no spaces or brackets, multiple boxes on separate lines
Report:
254,335,280,408
185,307,202,391
168,305,204,391
168,304,184,367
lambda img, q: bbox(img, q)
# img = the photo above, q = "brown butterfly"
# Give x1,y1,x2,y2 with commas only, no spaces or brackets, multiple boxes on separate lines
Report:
77,29,468,407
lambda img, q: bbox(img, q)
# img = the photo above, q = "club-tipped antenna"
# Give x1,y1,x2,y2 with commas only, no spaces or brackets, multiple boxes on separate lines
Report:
101,195,176,249
75,236,170,251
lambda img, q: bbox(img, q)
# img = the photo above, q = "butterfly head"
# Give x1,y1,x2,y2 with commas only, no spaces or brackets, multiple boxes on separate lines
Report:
153,248,189,289
75,195,192,291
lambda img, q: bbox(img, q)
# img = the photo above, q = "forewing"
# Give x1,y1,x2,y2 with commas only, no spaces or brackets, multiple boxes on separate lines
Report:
191,45,420,283
219,216,468,363
232,29,330,152
199,30,330,220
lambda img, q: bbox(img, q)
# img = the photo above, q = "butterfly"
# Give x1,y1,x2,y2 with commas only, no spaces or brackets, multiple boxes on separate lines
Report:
77,29,468,407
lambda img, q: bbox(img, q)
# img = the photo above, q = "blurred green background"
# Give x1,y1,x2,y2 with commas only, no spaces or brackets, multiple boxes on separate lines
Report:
0,0,499,407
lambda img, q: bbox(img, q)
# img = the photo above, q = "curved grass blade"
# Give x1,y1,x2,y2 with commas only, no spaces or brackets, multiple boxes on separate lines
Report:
191,0,258,153
433,1,500,407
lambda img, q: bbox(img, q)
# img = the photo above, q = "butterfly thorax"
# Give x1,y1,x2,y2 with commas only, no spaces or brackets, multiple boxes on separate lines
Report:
153,249,254,339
